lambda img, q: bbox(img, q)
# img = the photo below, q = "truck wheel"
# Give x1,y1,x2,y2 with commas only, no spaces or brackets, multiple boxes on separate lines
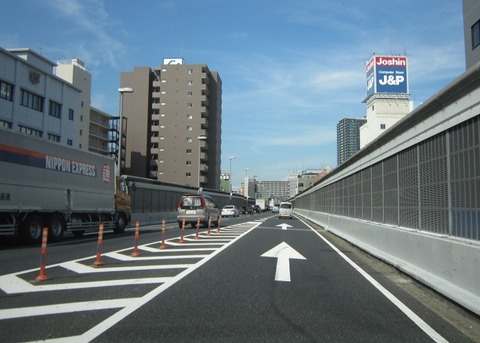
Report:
48,215,65,241
114,213,126,233
21,215,44,244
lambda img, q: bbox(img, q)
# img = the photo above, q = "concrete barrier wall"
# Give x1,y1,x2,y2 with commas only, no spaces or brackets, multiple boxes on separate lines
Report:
296,208,480,316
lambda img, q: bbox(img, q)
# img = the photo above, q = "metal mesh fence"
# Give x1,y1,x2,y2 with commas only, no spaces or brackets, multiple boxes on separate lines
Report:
295,115,480,241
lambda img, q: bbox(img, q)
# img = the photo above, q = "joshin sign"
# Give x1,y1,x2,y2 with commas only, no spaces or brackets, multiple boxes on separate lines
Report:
366,55,408,95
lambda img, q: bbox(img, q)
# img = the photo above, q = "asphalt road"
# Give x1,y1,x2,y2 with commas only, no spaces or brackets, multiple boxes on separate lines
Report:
0,213,479,342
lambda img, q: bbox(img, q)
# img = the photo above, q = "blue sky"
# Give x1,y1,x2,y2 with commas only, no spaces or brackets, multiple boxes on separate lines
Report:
1,0,466,188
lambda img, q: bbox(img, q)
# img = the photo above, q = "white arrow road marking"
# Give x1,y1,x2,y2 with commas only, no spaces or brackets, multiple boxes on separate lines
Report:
261,242,306,282
276,223,293,230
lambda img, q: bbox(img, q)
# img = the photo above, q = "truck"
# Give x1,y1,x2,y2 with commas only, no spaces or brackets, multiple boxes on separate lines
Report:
0,129,131,243
255,198,267,212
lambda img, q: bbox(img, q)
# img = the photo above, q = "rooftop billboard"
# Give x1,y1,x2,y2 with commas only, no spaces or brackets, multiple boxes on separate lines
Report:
366,55,408,97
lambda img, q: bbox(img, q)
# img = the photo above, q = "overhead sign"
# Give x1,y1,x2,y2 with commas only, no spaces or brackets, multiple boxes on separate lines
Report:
366,55,408,96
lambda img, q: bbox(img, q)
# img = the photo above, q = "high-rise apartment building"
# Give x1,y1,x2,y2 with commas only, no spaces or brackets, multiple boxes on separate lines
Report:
120,58,222,189
337,117,366,165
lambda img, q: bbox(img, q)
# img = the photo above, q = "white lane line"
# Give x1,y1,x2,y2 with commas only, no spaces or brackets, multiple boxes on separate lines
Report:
183,237,232,242
64,220,263,343
0,274,170,294
0,298,140,320
62,261,192,273
300,218,449,343
140,245,217,252
165,241,224,246
104,251,208,261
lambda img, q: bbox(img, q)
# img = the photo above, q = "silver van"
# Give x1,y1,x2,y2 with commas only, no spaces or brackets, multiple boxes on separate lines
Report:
278,201,293,219
177,194,220,228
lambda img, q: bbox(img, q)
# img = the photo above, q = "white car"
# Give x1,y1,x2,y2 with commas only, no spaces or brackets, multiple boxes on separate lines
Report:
221,205,240,217
279,202,293,219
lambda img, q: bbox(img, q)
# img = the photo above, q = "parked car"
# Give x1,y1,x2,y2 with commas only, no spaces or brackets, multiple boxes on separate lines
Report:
279,201,293,219
221,205,240,217
177,194,220,228
253,205,262,213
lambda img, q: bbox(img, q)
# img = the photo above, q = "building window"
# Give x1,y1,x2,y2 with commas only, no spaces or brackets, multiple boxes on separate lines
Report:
80,115,83,122
187,114,193,120
186,160,192,165
67,139,73,146
186,172,192,177
0,119,12,128
18,125,42,137
380,124,386,129
187,91,193,96
0,80,13,101
160,136,165,140
20,89,44,112
187,80,193,85
186,137,192,142
47,133,60,142
49,100,62,118
188,69,194,74
68,108,74,120
187,103,193,108
472,20,480,50
186,149,192,154
187,126,193,131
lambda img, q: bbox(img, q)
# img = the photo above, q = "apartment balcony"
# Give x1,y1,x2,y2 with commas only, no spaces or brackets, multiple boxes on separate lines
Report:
152,91,161,98
151,124,160,131
199,175,207,184
200,119,209,130
150,135,160,143
153,81,161,87
151,114,160,121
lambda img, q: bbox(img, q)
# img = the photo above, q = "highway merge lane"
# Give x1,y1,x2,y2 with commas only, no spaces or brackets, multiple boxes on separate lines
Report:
94,215,465,342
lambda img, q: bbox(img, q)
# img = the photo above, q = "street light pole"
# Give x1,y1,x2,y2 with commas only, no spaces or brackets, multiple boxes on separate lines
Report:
245,168,249,199
198,135,207,188
229,156,235,193
117,87,133,176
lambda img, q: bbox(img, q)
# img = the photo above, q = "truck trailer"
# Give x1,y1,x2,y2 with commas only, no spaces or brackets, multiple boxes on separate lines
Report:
0,129,131,243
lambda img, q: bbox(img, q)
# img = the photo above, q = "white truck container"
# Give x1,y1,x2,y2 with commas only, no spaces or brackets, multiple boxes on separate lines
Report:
0,129,131,243
255,198,266,212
